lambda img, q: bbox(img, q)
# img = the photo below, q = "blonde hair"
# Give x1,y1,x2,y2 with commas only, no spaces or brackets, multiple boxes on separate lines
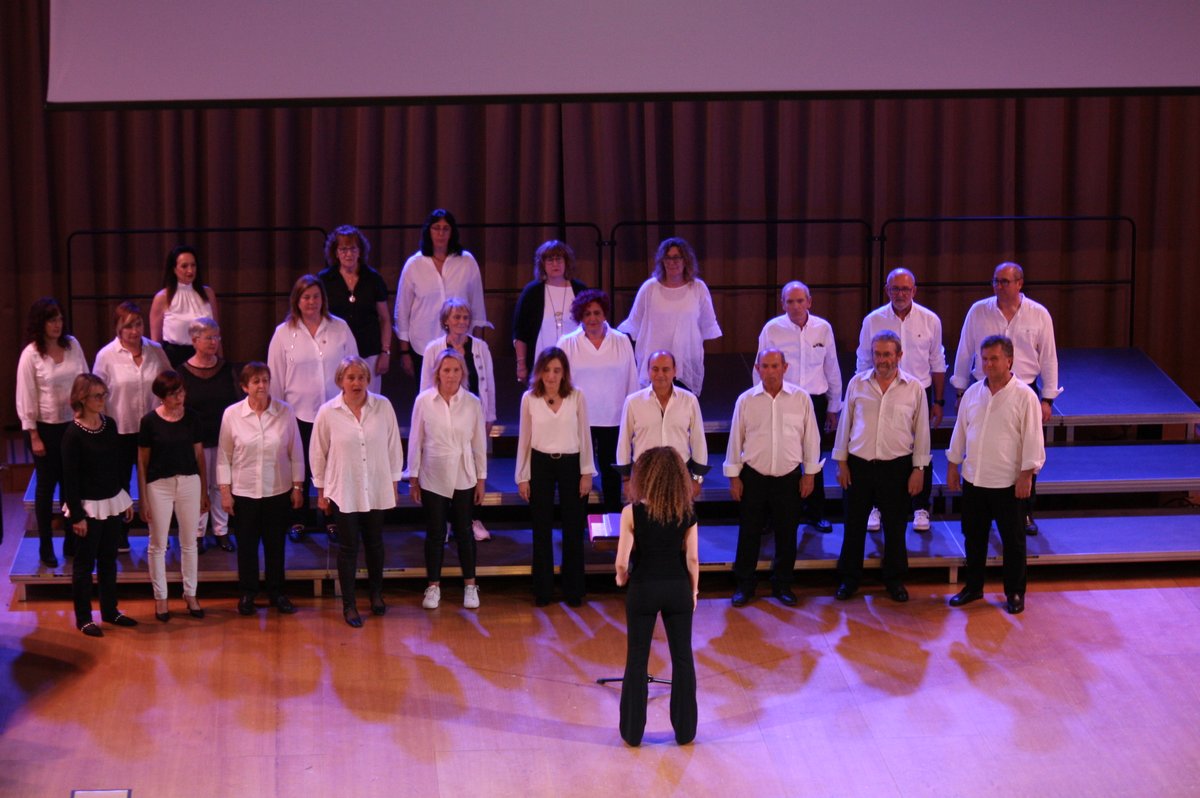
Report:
628,446,693,526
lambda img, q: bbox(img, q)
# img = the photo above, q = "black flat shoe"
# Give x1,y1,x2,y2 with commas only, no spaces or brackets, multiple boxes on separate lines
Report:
217,535,236,552
565,597,584,608
343,605,363,628
271,596,297,615
835,583,857,601
370,594,387,616
808,518,834,534
39,544,58,568
104,613,138,627
731,590,751,607
1006,594,1025,614
949,587,984,607
80,622,104,637
237,595,256,616
287,525,305,542
1024,515,1039,536
534,597,552,608
772,589,799,607
886,583,910,603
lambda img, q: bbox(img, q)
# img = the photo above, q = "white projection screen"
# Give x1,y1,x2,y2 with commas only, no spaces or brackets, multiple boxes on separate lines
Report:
47,0,1200,105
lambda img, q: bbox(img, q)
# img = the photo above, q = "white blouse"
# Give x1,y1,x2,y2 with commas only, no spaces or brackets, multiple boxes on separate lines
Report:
405,387,487,498
617,278,722,395
216,398,306,499
536,283,579,355
162,282,212,345
514,390,596,484
16,337,89,429
557,324,639,427
419,334,497,424
393,252,490,354
267,316,358,423
92,336,171,434
310,392,405,513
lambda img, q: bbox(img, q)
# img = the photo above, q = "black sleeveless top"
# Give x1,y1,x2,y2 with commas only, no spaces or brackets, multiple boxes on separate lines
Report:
630,503,696,584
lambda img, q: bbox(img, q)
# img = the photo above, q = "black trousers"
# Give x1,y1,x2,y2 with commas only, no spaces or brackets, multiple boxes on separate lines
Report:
529,450,586,603
423,488,477,581
332,504,385,607
294,420,327,531
804,394,828,522
732,464,803,592
30,421,68,550
620,577,697,746
590,425,622,513
961,479,1027,597
233,491,290,597
71,514,122,627
838,454,912,588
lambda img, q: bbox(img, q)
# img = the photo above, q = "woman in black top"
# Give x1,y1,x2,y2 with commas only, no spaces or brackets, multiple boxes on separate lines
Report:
318,225,393,392
512,240,588,384
180,317,240,553
62,374,138,636
614,446,700,747
138,370,208,622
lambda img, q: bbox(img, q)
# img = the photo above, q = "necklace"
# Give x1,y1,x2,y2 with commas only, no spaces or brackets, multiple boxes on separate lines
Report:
546,283,569,339
73,415,106,434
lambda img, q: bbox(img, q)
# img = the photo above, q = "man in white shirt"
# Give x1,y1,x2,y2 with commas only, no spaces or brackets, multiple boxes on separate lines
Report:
755,281,840,533
725,349,822,607
951,262,1059,535
616,350,710,497
832,331,930,603
855,268,947,533
947,335,1046,615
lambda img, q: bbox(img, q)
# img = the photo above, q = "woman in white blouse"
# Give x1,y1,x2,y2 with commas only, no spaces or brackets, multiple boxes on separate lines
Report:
408,349,487,610
93,300,171,552
515,346,596,607
617,237,722,396
394,209,490,379
16,297,89,567
557,289,639,513
217,362,305,616
150,244,220,367
268,274,358,541
311,356,405,628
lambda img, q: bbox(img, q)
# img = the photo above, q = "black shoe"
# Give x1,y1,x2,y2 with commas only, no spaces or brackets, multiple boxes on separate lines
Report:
216,535,236,552
343,605,363,628
185,600,204,619
370,593,387,616
886,583,910,603
808,518,833,534
731,590,751,607
1024,515,1039,536
326,524,339,543
534,596,552,607
237,595,256,616
39,547,58,568
1005,594,1025,614
103,613,138,627
949,587,984,607
155,610,170,623
834,583,856,601
117,536,131,553
565,597,584,608
772,589,798,607
80,622,104,638
272,596,297,615
287,525,305,542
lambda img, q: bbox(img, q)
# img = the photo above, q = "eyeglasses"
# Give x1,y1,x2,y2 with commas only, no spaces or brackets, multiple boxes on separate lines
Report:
198,334,221,342
337,246,359,254
887,286,914,294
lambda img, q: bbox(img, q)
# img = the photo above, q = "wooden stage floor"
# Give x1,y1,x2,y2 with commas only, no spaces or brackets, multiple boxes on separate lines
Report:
2,495,1200,796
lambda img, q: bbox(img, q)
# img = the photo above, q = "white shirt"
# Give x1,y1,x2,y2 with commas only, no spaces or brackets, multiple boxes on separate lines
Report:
723,382,822,478
514,390,596,483
557,324,639,427
832,368,932,466
617,278,722,395
16,338,89,429
162,282,212,345
419,334,496,424
951,294,1061,399
536,283,579,355
310,392,405,513
855,301,947,388
616,386,708,472
92,337,170,434
405,387,487,497
948,374,1046,489
216,398,305,499
267,316,358,423
393,251,490,353
755,313,843,412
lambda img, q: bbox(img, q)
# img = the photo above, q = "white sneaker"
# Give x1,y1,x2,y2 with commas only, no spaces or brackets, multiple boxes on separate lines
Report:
422,585,441,609
867,508,882,531
472,519,491,541
913,509,931,531
463,585,480,609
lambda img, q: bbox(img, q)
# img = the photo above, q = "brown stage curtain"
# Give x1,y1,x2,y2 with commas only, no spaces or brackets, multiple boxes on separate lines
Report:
4,4,1199,432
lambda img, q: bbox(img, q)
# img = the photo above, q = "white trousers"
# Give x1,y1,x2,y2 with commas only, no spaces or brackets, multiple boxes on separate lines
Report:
197,446,230,536
145,474,201,599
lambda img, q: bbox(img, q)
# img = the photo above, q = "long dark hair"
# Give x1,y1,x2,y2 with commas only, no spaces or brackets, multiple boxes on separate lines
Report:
163,244,210,305
530,346,573,398
25,297,70,354
419,209,463,257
